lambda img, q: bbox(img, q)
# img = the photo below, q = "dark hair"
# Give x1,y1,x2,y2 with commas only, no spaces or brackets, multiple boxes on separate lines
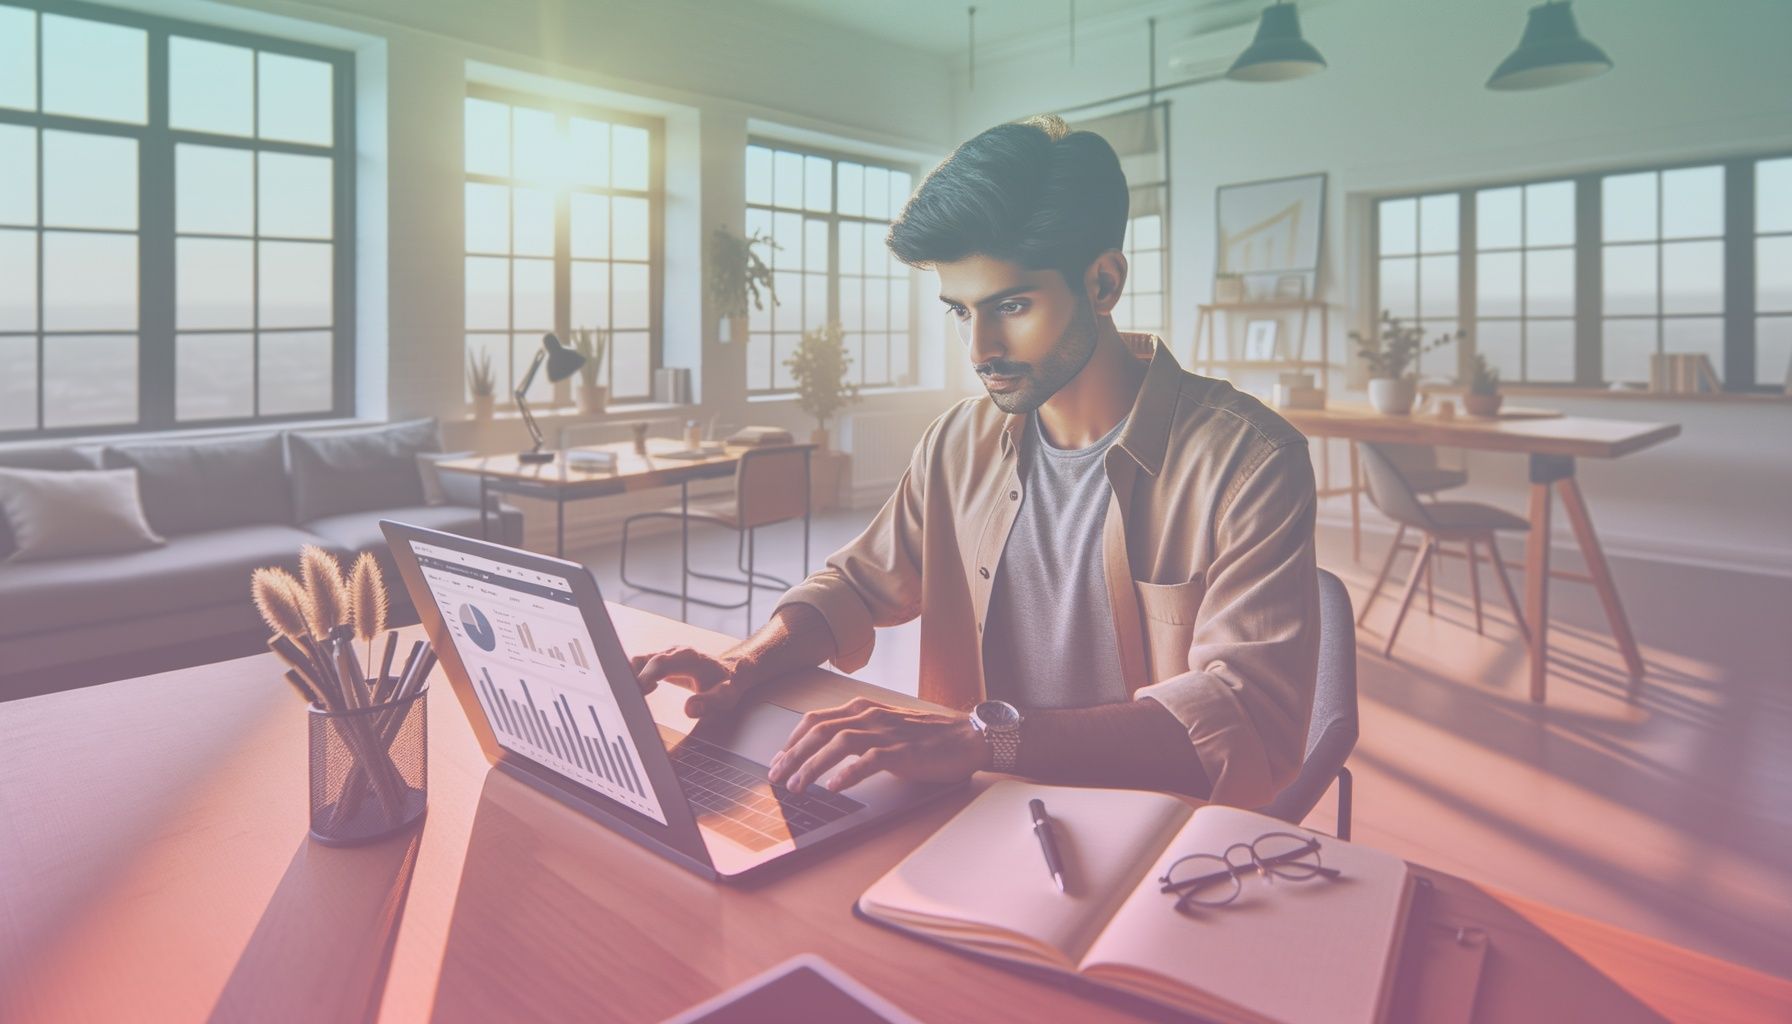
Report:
886,114,1128,283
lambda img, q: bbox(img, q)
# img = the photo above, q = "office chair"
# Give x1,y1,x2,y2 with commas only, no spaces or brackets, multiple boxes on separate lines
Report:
1263,568,1358,840
619,446,811,632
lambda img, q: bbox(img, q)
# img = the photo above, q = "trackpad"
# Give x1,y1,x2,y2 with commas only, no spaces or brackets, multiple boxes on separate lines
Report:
690,701,802,768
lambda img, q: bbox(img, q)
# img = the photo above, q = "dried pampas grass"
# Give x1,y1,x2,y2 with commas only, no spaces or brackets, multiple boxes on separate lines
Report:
251,567,310,639
348,552,389,662
299,545,347,639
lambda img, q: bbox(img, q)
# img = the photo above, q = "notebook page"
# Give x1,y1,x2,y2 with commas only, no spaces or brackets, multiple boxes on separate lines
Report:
858,782,1192,968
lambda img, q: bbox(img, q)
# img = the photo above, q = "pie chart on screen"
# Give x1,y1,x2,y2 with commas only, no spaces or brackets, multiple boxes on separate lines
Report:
459,602,497,651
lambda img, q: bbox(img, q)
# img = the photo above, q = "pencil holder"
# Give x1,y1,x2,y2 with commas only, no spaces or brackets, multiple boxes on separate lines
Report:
307,685,429,846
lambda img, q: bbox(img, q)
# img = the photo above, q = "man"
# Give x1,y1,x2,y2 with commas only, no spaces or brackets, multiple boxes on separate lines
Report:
632,116,1318,808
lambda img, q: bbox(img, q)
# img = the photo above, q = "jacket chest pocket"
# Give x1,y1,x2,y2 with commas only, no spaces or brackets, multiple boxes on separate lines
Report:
1131,575,1206,682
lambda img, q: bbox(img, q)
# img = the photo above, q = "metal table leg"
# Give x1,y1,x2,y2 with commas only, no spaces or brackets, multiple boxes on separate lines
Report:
803,448,812,577
556,493,565,559
479,475,490,541
680,479,690,623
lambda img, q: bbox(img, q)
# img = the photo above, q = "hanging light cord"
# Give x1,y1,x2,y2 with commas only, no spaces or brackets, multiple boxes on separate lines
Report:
968,6,977,91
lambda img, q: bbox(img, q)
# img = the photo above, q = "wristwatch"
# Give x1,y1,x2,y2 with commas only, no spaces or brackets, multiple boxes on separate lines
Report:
970,700,1023,772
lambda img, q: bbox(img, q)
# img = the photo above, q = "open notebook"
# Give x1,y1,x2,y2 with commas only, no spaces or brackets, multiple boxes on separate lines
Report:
858,782,1415,1024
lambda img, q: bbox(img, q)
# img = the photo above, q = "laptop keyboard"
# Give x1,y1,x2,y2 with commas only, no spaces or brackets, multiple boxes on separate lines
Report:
663,730,864,852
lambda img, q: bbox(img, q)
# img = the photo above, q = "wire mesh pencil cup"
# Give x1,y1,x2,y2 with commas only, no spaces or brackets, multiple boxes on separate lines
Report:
307,685,429,845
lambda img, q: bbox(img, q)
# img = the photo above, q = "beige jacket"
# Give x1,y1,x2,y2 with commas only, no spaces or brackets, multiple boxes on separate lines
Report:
775,335,1319,808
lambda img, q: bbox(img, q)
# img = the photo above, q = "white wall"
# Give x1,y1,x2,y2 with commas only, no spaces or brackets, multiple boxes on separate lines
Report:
955,0,1792,576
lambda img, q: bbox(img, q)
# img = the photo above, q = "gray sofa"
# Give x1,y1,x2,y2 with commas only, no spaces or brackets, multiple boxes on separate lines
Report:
0,419,520,697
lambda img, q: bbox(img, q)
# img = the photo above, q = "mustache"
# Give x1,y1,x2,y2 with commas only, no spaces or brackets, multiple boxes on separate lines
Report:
974,360,1029,378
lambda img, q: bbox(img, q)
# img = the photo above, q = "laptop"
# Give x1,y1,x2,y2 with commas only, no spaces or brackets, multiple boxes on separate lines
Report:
380,520,956,881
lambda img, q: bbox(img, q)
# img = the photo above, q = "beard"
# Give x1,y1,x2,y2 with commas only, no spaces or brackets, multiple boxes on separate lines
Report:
976,298,1101,415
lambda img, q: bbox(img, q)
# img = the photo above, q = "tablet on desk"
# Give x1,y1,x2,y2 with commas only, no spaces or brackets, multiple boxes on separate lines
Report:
661,954,920,1024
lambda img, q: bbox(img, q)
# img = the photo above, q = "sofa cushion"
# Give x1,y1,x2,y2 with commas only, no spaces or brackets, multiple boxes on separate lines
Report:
0,445,102,558
288,419,441,522
301,504,492,558
0,523,337,638
102,432,292,536
0,466,165,563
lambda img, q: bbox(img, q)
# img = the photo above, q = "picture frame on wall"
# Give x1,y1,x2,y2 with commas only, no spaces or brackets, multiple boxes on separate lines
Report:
1243,320,1281,362
1215,173,1327,303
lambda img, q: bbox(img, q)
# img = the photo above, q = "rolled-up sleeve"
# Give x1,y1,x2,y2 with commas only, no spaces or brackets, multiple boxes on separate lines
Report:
774,414,944,673
1134,442,1319,808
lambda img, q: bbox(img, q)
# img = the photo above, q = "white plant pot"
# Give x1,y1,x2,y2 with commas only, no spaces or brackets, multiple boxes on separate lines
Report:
577,384,608,416
472,394,495,421
1367,377,1416,415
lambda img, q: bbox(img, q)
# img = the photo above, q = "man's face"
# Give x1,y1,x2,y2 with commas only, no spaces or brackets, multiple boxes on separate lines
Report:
936,255,1100,415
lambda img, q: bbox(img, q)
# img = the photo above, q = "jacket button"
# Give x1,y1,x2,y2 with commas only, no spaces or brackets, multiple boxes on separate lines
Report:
1008,490,1019,500
978,566,990,579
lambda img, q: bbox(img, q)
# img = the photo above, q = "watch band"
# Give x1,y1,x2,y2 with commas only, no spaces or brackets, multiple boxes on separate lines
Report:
987,724,1020,772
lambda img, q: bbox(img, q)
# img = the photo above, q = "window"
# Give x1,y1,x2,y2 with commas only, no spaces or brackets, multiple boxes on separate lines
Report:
744,142,916,394
1372,154,1792,392
1072,104,1171,342
0,2,352,438
464,88,660,404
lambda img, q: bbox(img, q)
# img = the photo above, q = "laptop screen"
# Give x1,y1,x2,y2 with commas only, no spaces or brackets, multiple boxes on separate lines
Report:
411,540,671,825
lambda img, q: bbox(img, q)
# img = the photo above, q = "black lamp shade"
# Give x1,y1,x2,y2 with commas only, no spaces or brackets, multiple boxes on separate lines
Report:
541,333,587,383
1227,3,1328,83
1487,1,1613,92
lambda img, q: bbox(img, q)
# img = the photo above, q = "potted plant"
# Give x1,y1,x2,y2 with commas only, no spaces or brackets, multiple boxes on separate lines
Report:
1350,312,1451,415
1461,349,1504,417
706,225,778,343
468,350,497,421
571,327,609,415
784,321,858,449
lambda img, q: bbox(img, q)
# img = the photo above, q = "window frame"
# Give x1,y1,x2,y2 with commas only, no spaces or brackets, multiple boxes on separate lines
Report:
0,0,357,440
743,136,919,396
1370,150,1791,393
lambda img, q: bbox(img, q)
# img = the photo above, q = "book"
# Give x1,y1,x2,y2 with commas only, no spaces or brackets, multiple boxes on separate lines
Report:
725,426,795,447
857,781,1415,1024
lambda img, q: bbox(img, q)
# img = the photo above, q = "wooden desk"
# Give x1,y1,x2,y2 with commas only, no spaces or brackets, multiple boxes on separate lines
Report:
1281,403,1681,703
3,611,1784,1023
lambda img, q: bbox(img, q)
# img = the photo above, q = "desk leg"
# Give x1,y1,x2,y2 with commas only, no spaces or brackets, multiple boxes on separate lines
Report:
556,494,565,559
479,476,490,541
1557,477,1645,683
680,479,690,623
1525,456,1569,703
1349,442,1362,563
803,449,812,577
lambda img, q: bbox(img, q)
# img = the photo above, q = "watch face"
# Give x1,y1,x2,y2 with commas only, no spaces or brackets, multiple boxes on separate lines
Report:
974,700,1020,730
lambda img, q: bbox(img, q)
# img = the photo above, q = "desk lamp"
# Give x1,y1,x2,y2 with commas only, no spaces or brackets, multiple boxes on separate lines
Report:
515,333,587,464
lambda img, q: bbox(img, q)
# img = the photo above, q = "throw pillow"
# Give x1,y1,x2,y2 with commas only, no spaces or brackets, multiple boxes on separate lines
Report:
102,432,292,535
416,451,475,505
288,418,442,522
0,466,165,563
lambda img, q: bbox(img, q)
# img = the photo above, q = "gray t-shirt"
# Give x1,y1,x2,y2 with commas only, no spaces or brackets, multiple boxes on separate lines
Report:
981,412,1130,710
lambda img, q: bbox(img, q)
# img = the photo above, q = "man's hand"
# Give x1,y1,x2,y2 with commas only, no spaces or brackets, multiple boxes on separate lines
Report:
629,646,754,719
768,697,990,793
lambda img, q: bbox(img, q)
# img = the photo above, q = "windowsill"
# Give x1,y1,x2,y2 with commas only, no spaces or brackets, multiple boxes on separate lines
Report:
747,384,943,403
1418,383,1792,405
0,416,379,452
460,401,694,422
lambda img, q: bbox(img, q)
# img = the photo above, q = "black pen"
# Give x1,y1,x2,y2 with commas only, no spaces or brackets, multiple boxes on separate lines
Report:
1029,798,1067,894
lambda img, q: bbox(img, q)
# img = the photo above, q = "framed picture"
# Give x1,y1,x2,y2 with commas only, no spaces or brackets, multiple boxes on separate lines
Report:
1215,173,1327,302
1243,320,1281,362
1214,273,1246,304
1274,274,1307,300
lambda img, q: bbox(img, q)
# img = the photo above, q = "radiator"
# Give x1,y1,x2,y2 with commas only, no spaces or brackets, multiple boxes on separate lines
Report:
840,410,929,490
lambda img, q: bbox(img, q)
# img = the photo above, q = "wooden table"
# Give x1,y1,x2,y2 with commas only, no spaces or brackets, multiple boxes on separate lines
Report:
1281,403,1681,703
436,440,814,621
3,612,1784,1024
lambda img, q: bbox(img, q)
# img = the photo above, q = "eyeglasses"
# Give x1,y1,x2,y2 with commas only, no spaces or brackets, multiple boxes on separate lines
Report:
1158,832,1342,913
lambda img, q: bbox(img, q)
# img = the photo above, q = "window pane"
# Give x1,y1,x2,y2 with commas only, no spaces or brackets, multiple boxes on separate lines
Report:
892,277,910,330
1757,316,1792,388
613,263,649,328
0,6,33,112
839,222,862,274
1378,199,1416,256
0,336,34,430
773,150,802,209
804,155,831,212
745,145,772,206
746,335,770,390
1660,165,1723,239
837,163,863,217
176,144,253,235
863,227,884,278
569,193,608,259
42,15,146,124
772,271,799,328
511,257,553,329
805,272,827,329
1419,320,1458,380
1476,187,1522,250
0,229,36,330
44,232,136,330
1524,181,1574,247
864,276,887,328
612,125,649,192
1525,249,1575,316
465,98,510,177
1662,317,1724,380
258,241,332,327
864,166,891,220
511,106,556,184
176,332,253,420
1378,257,1415,318
1132,251,1162,293
1602,318,1656,386
804,218,829,274
465,182,509,254
611,331,650,398
891,330,911,386
258,330,332,414
1133,213,1162,249
772,211,802,270
890,170,913,212
0,125,33,226
865,333,889,386
1418,255,1457,319
1418,194,1458,253
1603,244,1657,315
44,334,136,427
258,53,332,145
845,332,864,385
1476,251,1521,317
512,187,554,257
613,196,649,262
1602,172,1656,243
570,261,608,327
1758,236,1792,313
465,256,508,330
773,333,798,389
43,131,136,230
568,117,609,187
1474,319,1522,381
258,152,332,239
169,37,252,136
839,276,862,331
177,238,253,329
1660,240,1723,315
1525,320,1575,382
1758,158,1792,234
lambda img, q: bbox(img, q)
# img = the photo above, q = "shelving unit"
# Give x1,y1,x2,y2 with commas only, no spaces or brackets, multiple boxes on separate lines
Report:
1190,300,1333,392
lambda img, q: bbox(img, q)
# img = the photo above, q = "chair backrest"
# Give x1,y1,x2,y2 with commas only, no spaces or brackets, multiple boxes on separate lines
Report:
1261,568,1359,828
1357,442,1435,530
734,447,810,530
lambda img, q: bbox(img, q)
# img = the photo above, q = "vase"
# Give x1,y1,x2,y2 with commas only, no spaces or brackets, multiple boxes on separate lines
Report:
473,394,495,421
810,427,830,450
1462,392,1504,417
577,384,608,416
1367,377,1416,415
